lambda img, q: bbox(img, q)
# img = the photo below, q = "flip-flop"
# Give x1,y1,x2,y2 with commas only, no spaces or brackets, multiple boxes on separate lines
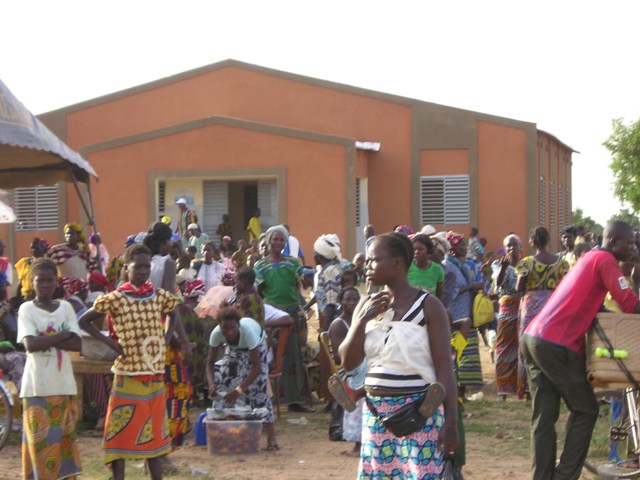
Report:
418,382,446,419
266,443,280,451
328,374,357,412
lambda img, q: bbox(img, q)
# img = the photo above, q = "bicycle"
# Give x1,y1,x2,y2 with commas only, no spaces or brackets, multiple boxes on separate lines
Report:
585,388,640,479
0,372,14,451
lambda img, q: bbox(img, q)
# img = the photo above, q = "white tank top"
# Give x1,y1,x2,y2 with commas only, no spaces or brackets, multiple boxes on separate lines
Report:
149,255,169,289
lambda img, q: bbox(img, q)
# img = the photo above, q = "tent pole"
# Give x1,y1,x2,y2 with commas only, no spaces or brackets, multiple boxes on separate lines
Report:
68,167,102,273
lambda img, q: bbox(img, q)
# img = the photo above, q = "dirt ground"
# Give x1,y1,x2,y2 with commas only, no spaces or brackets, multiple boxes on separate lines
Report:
1,336,542,480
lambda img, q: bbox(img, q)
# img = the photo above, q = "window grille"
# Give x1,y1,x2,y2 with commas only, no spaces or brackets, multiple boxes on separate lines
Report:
13,185,59,231
420,175,470,225
539,176,546,225
549,180,556,227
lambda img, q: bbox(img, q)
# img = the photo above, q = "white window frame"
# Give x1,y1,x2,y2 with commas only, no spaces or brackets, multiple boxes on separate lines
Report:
420,175,470,225
13,185,60,231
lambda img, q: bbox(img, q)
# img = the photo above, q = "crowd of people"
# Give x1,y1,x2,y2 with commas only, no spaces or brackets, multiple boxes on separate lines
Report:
1,208,639,480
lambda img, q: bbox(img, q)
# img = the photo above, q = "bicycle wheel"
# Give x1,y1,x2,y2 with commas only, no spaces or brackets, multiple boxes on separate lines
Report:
585,389,640,479
0,387,12,451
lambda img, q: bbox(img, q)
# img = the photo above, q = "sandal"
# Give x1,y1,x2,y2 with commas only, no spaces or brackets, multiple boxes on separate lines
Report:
328,374,357,412
418,382,446,419
266,443,280,451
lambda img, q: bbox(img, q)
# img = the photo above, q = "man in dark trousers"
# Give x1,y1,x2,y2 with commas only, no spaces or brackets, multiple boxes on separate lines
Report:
522,220,640,480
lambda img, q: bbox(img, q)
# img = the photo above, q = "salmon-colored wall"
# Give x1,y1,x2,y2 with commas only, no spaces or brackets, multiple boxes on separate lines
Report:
86,124,348,260
420,149,469,176
477,121,527,255
62,66,412,238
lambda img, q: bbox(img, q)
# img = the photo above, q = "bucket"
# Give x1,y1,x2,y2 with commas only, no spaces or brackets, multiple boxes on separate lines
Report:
194,412,207,446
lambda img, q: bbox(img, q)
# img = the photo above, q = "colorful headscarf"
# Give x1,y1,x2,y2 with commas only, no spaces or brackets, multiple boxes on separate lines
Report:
184,279,206,300
394,225,415,236
445,231,465,255
124,235,137,249
60,276,88,298
89,272,111,291
64,223,89,255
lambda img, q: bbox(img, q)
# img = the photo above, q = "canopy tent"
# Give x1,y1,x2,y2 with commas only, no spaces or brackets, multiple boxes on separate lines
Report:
0,79,97,189
0,78,98,228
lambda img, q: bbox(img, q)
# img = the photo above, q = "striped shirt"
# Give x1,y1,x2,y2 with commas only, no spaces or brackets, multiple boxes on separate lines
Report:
364,291,435,391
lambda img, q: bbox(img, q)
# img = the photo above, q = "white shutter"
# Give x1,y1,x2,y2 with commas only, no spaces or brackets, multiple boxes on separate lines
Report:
420,175,469,225
13,185,59,231
257,179,278,229
202,181,229,245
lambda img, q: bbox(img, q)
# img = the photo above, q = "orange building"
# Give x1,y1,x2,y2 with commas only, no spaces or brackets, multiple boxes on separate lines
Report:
2,60,574,263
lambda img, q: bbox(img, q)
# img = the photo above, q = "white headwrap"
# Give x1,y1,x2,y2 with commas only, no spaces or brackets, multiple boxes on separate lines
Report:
265,225,289,244
314,234,341,260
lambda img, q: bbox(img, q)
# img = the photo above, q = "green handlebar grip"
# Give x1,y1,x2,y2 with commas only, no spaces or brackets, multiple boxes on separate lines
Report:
595,347,628,359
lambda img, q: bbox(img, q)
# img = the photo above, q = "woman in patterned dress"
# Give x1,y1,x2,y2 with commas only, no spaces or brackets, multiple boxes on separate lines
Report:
442,232,484,393
515,226,569,399
46,223,95,280
253,225,309,410
206,307,278,450
491,234,522,400
79,244,180,480
340,233,458,480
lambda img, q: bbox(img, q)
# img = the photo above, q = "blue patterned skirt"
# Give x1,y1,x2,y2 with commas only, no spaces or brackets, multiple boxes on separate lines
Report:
359,393,445,480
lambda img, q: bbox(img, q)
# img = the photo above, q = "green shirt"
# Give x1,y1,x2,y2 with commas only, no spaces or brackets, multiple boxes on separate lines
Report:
407,261,444,294
254,256,302,307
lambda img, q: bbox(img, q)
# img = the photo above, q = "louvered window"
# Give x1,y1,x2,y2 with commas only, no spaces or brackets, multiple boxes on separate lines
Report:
558,184,564,228
549,180,556,227
420,175,470,225
13,185,59,231
355,178,361,227
158,181,166,213
539,176,546,225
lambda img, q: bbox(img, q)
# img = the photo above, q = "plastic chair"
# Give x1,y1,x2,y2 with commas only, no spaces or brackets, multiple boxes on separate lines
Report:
268,326,291,418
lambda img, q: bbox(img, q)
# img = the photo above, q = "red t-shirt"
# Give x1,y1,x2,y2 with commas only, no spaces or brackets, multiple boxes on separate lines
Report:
524,249,638,354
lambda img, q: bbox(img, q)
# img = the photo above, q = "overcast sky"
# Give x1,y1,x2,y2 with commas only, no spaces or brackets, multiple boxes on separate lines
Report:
4,1,639,225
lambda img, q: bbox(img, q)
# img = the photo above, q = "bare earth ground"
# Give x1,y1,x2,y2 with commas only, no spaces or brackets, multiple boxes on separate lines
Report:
5,324,601,480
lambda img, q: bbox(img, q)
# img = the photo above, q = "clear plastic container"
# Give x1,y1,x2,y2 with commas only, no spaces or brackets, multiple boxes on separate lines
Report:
205,419,263,454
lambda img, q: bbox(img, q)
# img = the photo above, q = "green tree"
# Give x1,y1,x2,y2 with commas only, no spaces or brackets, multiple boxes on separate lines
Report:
608,208,640,231
603,117,640,211
572,208,604,236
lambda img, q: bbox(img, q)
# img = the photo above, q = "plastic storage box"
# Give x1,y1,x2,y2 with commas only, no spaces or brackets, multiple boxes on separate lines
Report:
205,419,263,454
587,313,640,388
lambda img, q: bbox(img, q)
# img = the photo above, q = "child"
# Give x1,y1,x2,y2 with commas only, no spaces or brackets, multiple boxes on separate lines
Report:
79,244,180,480
18,258,83,479
229,267,264,327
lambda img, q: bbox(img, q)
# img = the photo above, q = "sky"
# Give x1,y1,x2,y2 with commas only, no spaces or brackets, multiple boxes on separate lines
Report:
4,1,640,225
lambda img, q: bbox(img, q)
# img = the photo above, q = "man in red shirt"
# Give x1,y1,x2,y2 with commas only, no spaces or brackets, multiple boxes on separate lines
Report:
522,221,640,480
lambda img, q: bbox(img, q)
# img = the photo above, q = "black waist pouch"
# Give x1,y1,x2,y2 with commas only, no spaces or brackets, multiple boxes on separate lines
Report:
365,394,426,437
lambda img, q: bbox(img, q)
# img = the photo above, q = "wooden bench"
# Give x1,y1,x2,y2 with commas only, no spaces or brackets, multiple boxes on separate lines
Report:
70,354,113,421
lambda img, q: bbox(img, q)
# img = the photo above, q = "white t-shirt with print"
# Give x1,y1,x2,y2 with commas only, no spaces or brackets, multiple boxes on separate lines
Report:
17,300,81,397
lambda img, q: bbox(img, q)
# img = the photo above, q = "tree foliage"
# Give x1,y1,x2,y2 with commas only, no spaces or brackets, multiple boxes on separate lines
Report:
603,117,640,211
608,208,640,231
572,208,603,236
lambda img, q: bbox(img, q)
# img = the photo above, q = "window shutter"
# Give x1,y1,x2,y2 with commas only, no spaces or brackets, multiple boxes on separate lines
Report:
14,185,59,231
355,178,361,227
539,177,546,225
420,175,469,225
158,181,166,214
549,180,556,227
